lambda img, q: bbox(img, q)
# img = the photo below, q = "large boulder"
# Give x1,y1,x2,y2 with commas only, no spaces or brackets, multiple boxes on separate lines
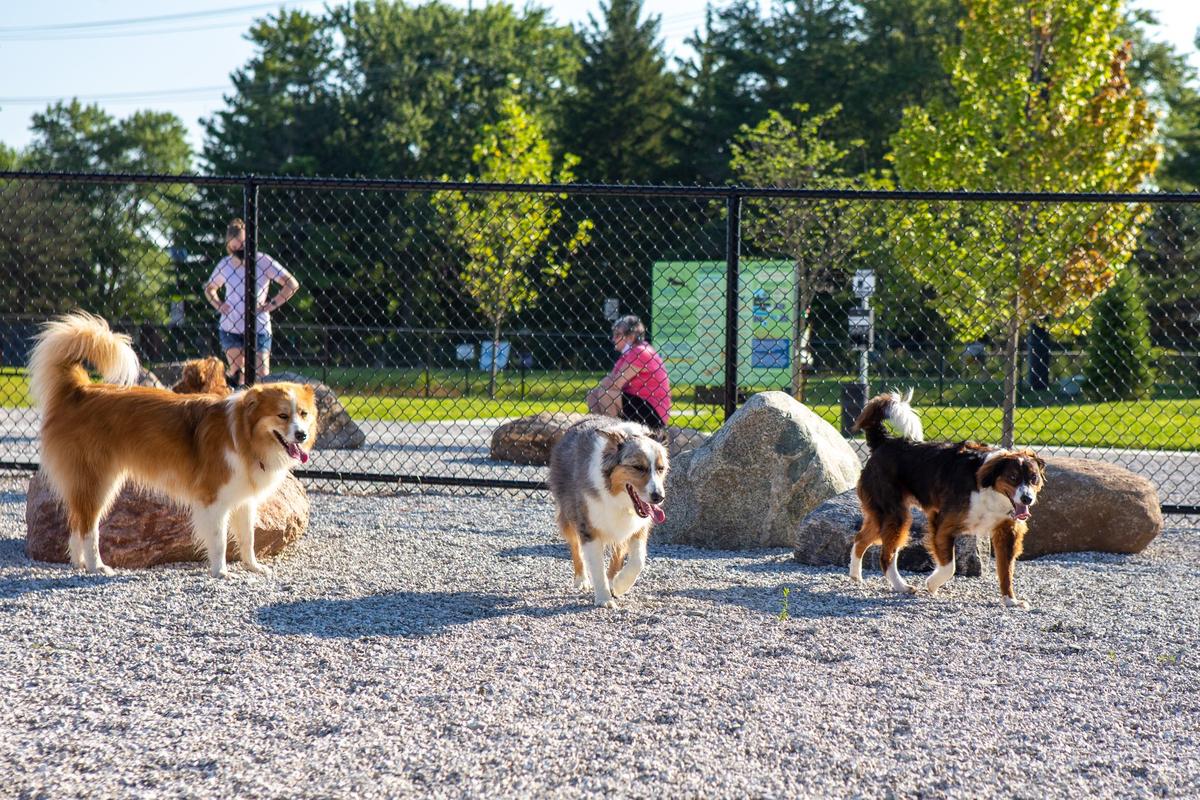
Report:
794,489,982,576
1024,456,1161,558
654,392,861,549
488,411,709,465
25,471,308,569
263,371,366,450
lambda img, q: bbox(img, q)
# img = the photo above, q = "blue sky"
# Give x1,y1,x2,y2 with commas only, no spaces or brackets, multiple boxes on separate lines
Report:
1,0,1196,160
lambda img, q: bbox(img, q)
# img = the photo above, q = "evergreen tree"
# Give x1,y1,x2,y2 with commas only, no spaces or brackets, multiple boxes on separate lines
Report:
1083,264,1155,401
560,0,680,183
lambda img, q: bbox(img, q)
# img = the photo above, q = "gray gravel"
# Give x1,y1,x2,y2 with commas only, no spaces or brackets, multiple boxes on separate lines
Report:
0,477,1198,799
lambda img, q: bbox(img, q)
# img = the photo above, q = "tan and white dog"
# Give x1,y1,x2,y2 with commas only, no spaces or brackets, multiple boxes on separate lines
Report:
29,312,317,577
548,418,668,608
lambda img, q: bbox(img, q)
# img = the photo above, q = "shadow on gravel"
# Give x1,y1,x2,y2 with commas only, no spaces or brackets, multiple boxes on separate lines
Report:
257,591,577,638
495,543,566,559
0,538,30,567
667,581,901,620
0,570,137,599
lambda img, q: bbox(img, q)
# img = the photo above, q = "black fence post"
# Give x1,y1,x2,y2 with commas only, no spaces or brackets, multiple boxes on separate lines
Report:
243,175,259,388
724,192,741,422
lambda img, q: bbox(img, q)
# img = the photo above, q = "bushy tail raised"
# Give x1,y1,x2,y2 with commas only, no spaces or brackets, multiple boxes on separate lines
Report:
851,389,924,450
28,312,141,411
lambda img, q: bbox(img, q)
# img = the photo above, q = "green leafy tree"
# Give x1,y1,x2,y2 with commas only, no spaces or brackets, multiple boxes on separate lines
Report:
432,95,593,398
1083,263,1154,400
730,103,872,399
201,9,340,176
21,101,193,321
560,0,680,183
334,0,580,180
890,0,1160,445
675,0,961,183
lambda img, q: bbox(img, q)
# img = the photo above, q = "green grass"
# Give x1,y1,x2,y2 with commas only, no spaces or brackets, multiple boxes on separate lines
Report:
2,366,1196,451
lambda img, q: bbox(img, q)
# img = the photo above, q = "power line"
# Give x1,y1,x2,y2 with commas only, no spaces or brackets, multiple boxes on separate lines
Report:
0,21,251,43
0,2,302,33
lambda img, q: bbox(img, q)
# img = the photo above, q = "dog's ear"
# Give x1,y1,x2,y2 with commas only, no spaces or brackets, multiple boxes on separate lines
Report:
977,456,1004,489
598,428,627,446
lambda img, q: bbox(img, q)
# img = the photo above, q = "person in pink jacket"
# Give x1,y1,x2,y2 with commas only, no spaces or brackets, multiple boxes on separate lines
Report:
586,315,671,429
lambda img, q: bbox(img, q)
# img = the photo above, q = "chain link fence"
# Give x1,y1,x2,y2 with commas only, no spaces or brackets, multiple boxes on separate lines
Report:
0,172,1196,514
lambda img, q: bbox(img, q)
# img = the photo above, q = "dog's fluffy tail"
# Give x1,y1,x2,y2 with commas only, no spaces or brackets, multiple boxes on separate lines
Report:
852,389,924,449
28,312,140,411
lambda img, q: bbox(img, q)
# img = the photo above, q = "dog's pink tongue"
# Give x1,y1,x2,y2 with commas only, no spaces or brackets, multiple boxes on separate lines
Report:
1012,503,1030,521
650,504,666,524
286,442,309,463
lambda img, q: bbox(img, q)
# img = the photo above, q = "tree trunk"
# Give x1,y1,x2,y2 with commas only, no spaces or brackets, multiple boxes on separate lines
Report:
1001,293,1020,449
489,318,502,400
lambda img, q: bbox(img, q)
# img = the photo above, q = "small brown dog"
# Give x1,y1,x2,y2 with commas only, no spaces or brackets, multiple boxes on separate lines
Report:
172,356,231,396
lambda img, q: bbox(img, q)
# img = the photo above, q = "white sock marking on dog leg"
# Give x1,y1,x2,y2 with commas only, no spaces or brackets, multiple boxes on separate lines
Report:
611,537,647,597
885,552,913,594
1003,595,1031,610
67,534,85,569
581,539,613,607
193,505,230,578
926,557,955,595
81,527,114,576
231,502,270,576
849,550,863,583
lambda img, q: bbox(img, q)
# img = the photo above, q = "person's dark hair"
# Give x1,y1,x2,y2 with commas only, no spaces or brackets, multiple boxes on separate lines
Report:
612,315,646,342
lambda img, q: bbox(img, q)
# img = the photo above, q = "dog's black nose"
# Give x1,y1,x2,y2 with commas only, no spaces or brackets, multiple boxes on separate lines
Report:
1020,493,1033,504
650,491,665,504
295,430,307,443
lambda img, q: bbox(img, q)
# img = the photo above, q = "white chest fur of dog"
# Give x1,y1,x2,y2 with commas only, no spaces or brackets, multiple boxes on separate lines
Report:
582,438,657,547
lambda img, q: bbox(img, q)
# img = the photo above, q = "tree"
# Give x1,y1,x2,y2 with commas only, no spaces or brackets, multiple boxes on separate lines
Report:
432,94,593,398
559,0,680,183
890,0,1160,446
1082,263,1154,400
201,9,340,176
730,103,871,399
21,101,193,321
333,0,580,180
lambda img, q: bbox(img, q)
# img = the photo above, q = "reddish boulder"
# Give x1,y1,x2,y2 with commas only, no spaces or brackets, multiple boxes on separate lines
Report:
25,471,308,568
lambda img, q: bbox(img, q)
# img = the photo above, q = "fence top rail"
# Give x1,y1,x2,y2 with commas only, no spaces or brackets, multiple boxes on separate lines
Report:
4,169,1200,204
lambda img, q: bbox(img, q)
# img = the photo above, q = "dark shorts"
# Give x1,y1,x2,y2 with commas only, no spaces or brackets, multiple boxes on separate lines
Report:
219,330,272,353
620,391,665,429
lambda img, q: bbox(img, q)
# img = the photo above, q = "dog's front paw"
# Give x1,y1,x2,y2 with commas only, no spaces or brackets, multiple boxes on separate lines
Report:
90,564,116,577
572,574,592,591
244,562,273,578
210,566,230,579
890,582,917,595
1002,596,1031,610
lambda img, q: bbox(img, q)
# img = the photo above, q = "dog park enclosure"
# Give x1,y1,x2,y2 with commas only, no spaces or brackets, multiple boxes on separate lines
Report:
0,172,1197,513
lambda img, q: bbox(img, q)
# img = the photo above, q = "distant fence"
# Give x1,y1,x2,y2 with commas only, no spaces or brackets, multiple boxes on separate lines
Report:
0,171,1197,513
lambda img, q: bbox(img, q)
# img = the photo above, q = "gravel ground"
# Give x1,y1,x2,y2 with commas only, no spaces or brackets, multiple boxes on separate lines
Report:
0,478,1198,799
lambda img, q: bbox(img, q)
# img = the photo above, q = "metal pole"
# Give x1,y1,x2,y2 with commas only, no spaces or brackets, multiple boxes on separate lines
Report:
243,176,259,387
724,193,741,421
858,295,869,388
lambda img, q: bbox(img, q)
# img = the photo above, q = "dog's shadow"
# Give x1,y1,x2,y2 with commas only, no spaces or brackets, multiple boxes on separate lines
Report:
495,543,566,560
258,590,577,638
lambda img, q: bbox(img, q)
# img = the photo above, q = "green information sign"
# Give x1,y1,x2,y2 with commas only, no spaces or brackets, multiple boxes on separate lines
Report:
651,261,800,389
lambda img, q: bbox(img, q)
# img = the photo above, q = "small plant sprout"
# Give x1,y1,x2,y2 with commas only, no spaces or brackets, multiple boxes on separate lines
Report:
778,587,791,621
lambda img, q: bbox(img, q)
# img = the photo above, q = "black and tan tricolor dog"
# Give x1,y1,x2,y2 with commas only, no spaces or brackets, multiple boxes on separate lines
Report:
850,391,1047,609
